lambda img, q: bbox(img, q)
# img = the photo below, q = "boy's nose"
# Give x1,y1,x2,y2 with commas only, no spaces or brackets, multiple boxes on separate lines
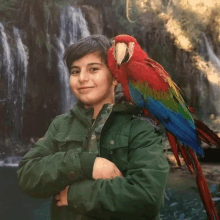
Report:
78,70,89,82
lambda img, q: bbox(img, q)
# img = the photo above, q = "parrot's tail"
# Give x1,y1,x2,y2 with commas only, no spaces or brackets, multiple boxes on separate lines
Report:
187,106,220,147
195,119,220,147
188,147,219,220
166,132,219,220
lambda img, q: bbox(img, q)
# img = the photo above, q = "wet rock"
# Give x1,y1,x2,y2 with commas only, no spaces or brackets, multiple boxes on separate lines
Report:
81,5,103,34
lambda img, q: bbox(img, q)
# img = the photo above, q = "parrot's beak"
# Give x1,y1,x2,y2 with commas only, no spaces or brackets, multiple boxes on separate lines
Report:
115,42,128,68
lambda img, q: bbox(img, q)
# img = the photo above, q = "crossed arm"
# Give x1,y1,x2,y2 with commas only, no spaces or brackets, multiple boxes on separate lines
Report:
55,157,123,207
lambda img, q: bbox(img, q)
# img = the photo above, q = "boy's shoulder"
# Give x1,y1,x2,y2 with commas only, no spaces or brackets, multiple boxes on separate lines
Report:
131,115,161,131
111,105,164,136
52,112,73,126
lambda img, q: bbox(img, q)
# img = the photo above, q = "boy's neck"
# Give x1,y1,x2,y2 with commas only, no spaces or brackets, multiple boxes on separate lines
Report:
85,102,114,119
93,104,103,119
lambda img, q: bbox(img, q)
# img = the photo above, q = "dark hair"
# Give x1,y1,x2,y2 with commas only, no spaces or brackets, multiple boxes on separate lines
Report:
63,35,112,72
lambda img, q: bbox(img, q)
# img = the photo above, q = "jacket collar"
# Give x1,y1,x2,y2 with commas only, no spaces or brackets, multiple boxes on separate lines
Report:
70,101,141,126
70,101,94,127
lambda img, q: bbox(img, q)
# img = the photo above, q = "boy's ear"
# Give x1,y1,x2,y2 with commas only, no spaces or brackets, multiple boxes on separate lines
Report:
113,78,118,86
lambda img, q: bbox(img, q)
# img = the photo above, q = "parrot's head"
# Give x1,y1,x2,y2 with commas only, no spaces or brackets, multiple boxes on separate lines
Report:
111,34,147,68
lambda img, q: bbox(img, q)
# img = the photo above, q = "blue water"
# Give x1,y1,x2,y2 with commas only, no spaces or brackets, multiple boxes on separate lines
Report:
0,166,50,220
161,188,207,220
0,162,219,220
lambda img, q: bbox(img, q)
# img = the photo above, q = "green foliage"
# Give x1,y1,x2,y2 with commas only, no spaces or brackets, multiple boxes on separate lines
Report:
0,0,17,21
0,0,17,10
140,0,220,50
111,0,141,36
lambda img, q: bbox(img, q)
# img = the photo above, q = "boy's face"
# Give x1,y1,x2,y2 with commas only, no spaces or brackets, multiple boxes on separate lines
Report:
70,53,118,108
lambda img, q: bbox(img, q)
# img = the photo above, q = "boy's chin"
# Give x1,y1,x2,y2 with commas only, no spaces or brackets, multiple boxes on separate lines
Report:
84,103,93,109
80,100,95,108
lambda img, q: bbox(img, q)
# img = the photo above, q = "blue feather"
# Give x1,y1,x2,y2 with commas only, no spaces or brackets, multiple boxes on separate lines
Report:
129,83,203,157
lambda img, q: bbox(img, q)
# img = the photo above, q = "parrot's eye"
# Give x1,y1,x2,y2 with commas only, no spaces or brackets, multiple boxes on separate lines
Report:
121,49,130,63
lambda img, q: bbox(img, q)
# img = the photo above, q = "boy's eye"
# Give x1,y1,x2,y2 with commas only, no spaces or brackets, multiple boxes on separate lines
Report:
71,70,79,75
90,67,99,72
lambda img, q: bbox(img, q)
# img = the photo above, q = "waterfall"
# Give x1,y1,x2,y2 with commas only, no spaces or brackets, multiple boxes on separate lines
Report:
57,6,90,113
0,23,13,96
12,27,28,140
0,23,15,142
203,34,220,72
13,27,28,112
0,23,28,143
201,34,220,116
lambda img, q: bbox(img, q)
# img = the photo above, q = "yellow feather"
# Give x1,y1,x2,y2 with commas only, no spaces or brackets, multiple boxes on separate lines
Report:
167,77,183,104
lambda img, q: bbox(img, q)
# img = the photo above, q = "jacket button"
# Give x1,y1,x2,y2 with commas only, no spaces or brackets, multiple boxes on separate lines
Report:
110,140,114,145
68,172,74,179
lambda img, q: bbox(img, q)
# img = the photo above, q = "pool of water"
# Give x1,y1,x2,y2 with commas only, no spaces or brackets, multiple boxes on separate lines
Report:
0,160,219,220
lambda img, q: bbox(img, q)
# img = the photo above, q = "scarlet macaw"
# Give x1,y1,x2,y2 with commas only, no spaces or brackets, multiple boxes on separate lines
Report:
107,34,220,220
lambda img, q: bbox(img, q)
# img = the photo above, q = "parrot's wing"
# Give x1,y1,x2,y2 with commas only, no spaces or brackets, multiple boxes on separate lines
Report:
127,60,193,121
127,60,203,156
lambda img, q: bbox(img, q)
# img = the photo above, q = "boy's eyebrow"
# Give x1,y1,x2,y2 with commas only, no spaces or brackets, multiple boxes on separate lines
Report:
71,62,103,69
88,62,103,66
71,66,80,69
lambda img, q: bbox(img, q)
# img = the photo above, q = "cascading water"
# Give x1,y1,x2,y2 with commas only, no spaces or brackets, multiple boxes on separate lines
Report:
12,27,28,142
0,23,13,97
13,27,28,114
0,22,15,142
201,34,220,116
0,23,28,144
203,34,220,72
57,6,90,113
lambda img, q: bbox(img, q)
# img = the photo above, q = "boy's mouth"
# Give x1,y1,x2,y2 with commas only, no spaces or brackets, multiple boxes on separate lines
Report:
78,87,95,93
79,87,93,90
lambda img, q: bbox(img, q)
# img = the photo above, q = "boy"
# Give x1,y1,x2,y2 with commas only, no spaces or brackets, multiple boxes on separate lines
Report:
17,35,169,220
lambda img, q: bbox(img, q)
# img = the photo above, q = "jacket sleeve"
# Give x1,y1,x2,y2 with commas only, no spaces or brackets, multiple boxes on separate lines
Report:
17,115,97,198
67,119,170,219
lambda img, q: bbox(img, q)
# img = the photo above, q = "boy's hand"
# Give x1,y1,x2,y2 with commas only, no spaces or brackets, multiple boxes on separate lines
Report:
55,158,122,207
55,186,69,207
92,157,123,179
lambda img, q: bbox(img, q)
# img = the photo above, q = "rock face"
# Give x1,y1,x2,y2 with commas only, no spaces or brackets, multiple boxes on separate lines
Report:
80,5,103,34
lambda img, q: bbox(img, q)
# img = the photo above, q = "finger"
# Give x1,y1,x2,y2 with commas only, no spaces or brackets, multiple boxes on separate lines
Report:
115,168,123,177
57,201,62,207
118,172,123,177
116,168,123,176
64,186,69,192
112,171,120,179
55,194,60,200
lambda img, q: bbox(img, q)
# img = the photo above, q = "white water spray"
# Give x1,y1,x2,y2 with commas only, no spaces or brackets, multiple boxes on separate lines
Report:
201,34,220,116
57,6,90,113
203,34,220,73
13,27,28,113
0,23,28,142
0,23,14,97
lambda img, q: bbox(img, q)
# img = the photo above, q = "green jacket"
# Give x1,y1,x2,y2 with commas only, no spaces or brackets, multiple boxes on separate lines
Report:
17,102,169,220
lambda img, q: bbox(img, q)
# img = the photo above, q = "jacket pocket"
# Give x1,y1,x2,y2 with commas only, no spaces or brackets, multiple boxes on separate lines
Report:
54,133,84,152
101,134,129,174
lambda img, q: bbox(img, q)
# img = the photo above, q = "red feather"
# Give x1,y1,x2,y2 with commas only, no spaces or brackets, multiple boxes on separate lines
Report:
166,132,182,167
187,106,220,146
128,61,170,91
